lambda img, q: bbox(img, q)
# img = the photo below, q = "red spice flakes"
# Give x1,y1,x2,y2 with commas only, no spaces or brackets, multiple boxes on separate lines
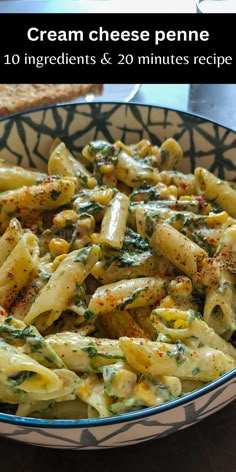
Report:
179,182,187,189
209,238,216,243
157,351,164,357
44,176,58,184
196,195,205,209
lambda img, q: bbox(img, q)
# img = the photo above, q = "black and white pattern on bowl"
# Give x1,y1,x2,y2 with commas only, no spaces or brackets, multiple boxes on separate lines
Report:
0,102,235,449
0,373,235,449
1,103,236,178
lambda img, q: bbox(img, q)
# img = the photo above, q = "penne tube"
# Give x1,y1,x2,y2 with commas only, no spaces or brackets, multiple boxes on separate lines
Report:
0,178,76,232
0,368,79,404
102,362,137,398
204,270,236,340
0,164,47,191
151,307,236,358
46,332,124,373
0,315,65,369
0,217,22,268
204,225,236,339
87,276,169,316
0,339,62,394
24,245,100,332
100,192,129,249
115,150,159,188
91,252,173,284
119,337,235,382
136,208,220,289
195,167,236,218
0,231,39,308
159,138,183,171
48,141,96,189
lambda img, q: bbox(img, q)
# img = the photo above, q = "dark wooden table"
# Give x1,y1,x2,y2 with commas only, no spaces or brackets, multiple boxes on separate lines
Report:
0,401,235,472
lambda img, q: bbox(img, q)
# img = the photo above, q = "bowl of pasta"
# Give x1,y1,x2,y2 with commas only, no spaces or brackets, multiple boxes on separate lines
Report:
0,101,235,450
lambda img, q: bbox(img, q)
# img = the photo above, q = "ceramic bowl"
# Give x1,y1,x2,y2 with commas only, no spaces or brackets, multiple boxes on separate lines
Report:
0,102,235,449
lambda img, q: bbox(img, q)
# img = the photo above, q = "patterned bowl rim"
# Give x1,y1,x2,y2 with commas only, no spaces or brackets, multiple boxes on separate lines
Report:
0,369,235,428
0,100,235,133
0,101,235,428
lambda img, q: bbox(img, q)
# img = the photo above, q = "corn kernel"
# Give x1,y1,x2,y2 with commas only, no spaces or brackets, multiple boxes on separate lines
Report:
91,188,114,206
49,238,70,257
87,177,97,189
174,319,188,329
53,210,78,228
100,164,115,174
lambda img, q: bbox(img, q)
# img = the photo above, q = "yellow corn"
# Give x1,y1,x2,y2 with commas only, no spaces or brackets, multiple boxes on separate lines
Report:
174,319,188,329
53,210,78,228
49,238,70,257
87,177,97,189
100,164,115,174
91,188,114,205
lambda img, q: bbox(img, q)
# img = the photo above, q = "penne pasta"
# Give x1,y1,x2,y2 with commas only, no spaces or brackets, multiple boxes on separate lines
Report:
0,135,235,420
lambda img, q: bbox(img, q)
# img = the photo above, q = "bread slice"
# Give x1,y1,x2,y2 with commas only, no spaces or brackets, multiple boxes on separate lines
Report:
0,84,103,117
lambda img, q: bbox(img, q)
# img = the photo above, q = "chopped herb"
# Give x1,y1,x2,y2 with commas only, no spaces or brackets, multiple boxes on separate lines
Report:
74,247,90,264
51,189,61,201
116,288,144,311
7,371,36,387
166,340,186,365
123,227,149,251
83,310,96,321
81,344,124,361
145,213,155,238
76,201,104,216
160,148,169,165
192,367,201,376
79,175,89,187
